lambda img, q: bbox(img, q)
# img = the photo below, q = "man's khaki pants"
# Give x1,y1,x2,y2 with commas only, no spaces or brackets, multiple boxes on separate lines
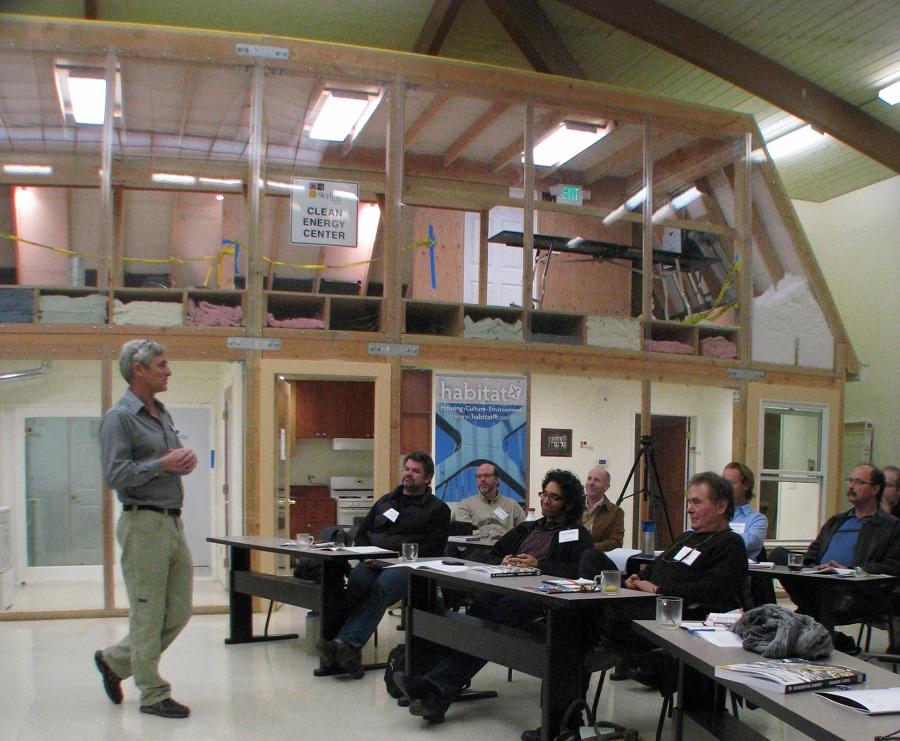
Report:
102,509,193,706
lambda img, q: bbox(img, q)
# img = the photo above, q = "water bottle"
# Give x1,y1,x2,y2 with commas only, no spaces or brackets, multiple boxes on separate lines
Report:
305,610,320,655
525,507,538,521
640,521,656,555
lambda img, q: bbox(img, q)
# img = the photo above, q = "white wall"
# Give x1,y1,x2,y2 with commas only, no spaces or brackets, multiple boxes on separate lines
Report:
528,375,733,547
794,175,900,467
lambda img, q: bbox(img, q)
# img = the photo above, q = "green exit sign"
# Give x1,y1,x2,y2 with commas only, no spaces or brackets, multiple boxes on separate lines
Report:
559,184,582,206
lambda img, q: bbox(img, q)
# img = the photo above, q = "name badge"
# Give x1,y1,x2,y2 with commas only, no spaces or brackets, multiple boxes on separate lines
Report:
674,546,701,565
730,522,746,534
493,507,509,521
383,507,399,522
558,528,579,543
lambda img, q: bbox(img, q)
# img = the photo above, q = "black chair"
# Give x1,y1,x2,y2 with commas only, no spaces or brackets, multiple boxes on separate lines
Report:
749,546,778,607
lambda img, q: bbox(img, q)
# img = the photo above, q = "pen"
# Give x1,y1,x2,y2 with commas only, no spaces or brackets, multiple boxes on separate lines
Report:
687,627,716,632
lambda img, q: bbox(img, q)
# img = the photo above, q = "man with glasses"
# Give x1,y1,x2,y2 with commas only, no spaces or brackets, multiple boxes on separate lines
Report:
94,339,197,719
785,463,900,650
392,469,592,728
880,465,900,517
452,461,525,539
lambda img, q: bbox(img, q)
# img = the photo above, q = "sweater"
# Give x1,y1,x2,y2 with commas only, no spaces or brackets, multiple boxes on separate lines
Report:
355,485,450,557
490,518,593,578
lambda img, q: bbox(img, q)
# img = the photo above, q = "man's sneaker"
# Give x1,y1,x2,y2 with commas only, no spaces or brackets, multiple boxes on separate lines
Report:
140,698,191,718
333,640,365,679
393,671,434,703
94,650,122,705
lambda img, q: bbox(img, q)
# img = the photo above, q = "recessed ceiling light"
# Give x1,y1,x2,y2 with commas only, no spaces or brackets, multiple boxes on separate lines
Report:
307,89,381,142
877,80,900,105
152,173,197,185
198,177,242,187
54,63,123,126
670,186,703,210
766,125,828,159
3,164,53,175
531,121,611,168
215,194,224,201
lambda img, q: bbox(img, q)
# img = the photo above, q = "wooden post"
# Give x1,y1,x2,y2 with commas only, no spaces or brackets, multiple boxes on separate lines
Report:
731,132,753,462
640,123,654,522
101,357,114,609
98,49,116,289
522,99,535,320
478,208,489,305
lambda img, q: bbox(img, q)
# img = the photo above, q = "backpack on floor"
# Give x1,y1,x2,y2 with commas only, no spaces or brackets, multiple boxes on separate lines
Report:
383,644,406,699
553,698,639,741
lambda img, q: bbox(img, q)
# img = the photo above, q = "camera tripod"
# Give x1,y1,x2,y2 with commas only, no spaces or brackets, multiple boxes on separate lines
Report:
615,435,676,545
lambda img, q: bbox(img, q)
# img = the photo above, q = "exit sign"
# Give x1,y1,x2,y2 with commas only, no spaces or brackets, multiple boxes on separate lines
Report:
558,184,582,206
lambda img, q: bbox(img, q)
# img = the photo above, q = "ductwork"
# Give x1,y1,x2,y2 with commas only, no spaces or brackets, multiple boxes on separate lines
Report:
0,361,50,382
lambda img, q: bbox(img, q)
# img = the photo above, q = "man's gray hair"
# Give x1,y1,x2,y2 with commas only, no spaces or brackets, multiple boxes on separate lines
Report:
119,339,165,382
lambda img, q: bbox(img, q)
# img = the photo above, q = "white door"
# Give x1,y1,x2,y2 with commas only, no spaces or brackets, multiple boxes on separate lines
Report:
169,406,213,573
464,206,538,306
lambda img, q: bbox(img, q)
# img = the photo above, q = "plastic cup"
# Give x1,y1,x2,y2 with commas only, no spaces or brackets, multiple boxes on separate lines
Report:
788,553,804,571
401,542,419,561
656,596,683,629
594,570,620,594
295,533,314,547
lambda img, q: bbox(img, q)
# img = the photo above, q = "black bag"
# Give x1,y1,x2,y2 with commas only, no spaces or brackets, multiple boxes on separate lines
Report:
383,644,406,699
553,697,638,741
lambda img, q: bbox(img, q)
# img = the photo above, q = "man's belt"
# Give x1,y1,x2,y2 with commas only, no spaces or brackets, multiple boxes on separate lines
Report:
123,504,182,517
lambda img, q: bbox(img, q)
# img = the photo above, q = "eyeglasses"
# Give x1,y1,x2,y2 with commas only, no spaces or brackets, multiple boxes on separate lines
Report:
846,477,874,486
538,490,564,502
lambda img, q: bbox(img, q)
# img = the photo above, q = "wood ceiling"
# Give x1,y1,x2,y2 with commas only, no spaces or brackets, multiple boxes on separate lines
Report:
8,0,900,201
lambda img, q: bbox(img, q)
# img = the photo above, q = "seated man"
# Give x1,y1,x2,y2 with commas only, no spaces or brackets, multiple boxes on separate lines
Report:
880,465,900,517
316,451,450,678
587,472,748,685
784,463,900,637
393,469,592,725
722,461,768,561
452,461,526,539
582,466,624,552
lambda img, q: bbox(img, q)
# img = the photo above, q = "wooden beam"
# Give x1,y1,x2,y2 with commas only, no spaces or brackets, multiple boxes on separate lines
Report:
478,209,489,305
559,0,900,173
483,0,584,77
625,138,735,199
444,101,510,167
404,95,448,150
341,91,385,157
177,64,195,142
413,0,463,55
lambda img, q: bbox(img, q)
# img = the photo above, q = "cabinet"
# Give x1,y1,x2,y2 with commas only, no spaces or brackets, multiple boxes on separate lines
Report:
289,485,336,537
294,380,374,438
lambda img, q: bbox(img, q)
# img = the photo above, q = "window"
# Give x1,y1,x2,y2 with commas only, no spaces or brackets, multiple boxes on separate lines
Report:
758,404,827,543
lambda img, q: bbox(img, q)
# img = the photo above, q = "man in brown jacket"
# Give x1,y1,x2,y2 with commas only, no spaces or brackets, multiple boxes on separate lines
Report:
581,466,624,551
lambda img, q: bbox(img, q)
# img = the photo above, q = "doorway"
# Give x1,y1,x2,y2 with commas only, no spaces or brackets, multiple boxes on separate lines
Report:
633,414,690,549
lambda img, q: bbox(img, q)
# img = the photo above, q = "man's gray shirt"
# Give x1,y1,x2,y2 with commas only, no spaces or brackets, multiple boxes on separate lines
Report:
100,388,184,509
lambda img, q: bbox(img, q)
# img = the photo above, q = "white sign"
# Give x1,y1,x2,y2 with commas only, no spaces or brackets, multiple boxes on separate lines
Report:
290,178,359,247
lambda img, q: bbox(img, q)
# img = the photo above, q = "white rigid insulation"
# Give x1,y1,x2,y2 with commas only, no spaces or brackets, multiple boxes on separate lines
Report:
752,273,834,370
585,315,642,351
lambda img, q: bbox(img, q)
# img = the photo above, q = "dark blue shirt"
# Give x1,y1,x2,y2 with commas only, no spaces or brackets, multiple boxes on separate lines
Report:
820,514,868,566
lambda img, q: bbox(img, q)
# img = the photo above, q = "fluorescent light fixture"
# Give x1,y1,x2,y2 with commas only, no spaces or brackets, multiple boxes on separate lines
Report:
198,177,242,187
307,89,380,142
878,80,900,105
215,194,224,201
152,173,197,185
766,125,828,159
266,180,303,191
626,187,647,210
54,63,123,126
670,186,703,210
4,164,53,175
531,121,609,167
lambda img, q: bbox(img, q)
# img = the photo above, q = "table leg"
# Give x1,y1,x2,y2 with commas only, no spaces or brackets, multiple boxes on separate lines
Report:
542,607,582,741
224,545,253,645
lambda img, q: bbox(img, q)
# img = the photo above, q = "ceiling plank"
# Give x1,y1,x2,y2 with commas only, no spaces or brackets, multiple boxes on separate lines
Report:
177,64,196,142
559,0,900,173
414,0,463,55
483,0,584,78
404,95,448,150
444,101,510,167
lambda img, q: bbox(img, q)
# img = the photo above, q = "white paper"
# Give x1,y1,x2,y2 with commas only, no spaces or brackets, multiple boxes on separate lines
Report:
494,507,509,521
696,630,745,648
729,522,746,534
340,546,395,555
383,508,399,522
816,687,900,715
558,528,579,543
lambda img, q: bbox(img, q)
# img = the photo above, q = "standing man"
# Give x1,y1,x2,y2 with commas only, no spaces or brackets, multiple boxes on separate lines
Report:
452,461,525,539
94,339,197,719
581,466,624,552
317,452,450,678
722,461,768,560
